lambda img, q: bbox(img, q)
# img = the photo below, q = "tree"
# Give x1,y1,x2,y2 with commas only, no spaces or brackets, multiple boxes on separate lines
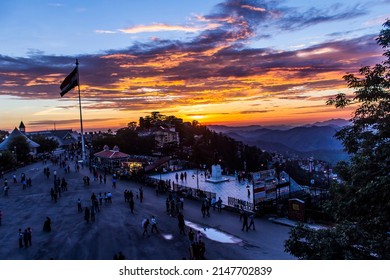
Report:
0,130,9,142
7,136,30,163
0,151,16,171
285,19,390,259
30,135,58,153
127,121,137,130
115,127,155,155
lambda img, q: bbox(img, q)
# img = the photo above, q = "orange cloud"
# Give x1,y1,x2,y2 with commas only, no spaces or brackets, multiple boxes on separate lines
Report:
241,5,266,12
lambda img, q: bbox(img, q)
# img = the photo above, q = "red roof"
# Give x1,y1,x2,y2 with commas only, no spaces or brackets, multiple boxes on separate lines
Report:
94,150,130,159
144,156,170,172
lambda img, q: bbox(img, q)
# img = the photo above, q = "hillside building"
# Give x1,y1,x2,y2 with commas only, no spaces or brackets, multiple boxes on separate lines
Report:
0,122,40,156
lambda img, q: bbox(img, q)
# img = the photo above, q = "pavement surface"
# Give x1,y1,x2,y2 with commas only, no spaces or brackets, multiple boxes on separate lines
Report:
0,160,296,260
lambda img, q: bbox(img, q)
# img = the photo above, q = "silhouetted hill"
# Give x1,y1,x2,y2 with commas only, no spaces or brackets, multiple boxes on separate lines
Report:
208,122,350,164
310,118,351,128
208,124,293,133
258,126,343,152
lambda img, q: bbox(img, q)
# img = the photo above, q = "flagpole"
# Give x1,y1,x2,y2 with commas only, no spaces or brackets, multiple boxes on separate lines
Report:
76,59,86,164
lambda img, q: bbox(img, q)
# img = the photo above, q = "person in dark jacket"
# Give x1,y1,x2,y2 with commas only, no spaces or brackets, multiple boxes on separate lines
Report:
84,207,90,223
43,217,51,232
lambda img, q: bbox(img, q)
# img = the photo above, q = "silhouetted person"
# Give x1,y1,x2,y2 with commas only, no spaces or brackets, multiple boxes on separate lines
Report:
248,213,255,230
139,187,144,203
18,229,24,248
151,216,159,233
241,212,249,232
117,251,125,260
142,218,150,237
217,197,222,212
178,212,185,234
129,198,134,214
84,207,90,223
201,201,206,218
43,217,51,232
77,198,82,212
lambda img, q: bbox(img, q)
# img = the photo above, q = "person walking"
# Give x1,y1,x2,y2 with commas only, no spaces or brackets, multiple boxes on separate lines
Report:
90,206,96,222
205,199,210,217
26,227,32,247
129,198,134,214
150,216,159,234
241,211,249,232
23,229,29,248
98,192,103,206
18,229,24,248
166,197,170,213
43,217,51,232
77,198,82,212
211,197,216,211
3,185,9,196
201,201,206,218
84,207,90,223
188,228,195,244
217,197,222,212
139,187,144,203
248,213,255,230
178,212,186,234
195,231,203,243
112,176,116,188
142,218,150,237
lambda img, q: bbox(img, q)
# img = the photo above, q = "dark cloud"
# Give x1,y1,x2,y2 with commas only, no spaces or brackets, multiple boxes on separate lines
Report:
0,32,382,108
28,118,120,127
240,109,272,114
326,27,367,37
277,3,368,31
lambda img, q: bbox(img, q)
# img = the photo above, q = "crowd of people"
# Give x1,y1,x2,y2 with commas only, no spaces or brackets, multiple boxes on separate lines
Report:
1,150,258,260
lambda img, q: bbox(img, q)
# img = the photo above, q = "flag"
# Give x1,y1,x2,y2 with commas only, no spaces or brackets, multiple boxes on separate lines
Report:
60,66,79,97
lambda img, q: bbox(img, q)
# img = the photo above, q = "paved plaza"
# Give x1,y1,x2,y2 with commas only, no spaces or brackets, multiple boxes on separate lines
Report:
149,169,303,210
150,169,253,206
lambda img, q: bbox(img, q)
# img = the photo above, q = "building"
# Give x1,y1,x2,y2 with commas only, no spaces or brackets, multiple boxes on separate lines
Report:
154,127,180,148
139,127,180,148
27,129,79,149
92,145,130,171
0,122,40,157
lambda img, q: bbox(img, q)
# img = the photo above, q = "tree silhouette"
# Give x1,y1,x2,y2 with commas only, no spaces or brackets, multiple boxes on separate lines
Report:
285,19,390,259
7,135,30,163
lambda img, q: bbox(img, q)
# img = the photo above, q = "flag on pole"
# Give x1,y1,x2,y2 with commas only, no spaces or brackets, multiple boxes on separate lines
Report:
60,66,79,97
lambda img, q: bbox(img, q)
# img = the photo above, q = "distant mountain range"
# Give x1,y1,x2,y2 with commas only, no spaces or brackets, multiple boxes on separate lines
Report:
208,119,351,164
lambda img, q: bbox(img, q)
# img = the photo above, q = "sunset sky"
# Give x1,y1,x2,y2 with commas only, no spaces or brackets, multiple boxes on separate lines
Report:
1,0,389,132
